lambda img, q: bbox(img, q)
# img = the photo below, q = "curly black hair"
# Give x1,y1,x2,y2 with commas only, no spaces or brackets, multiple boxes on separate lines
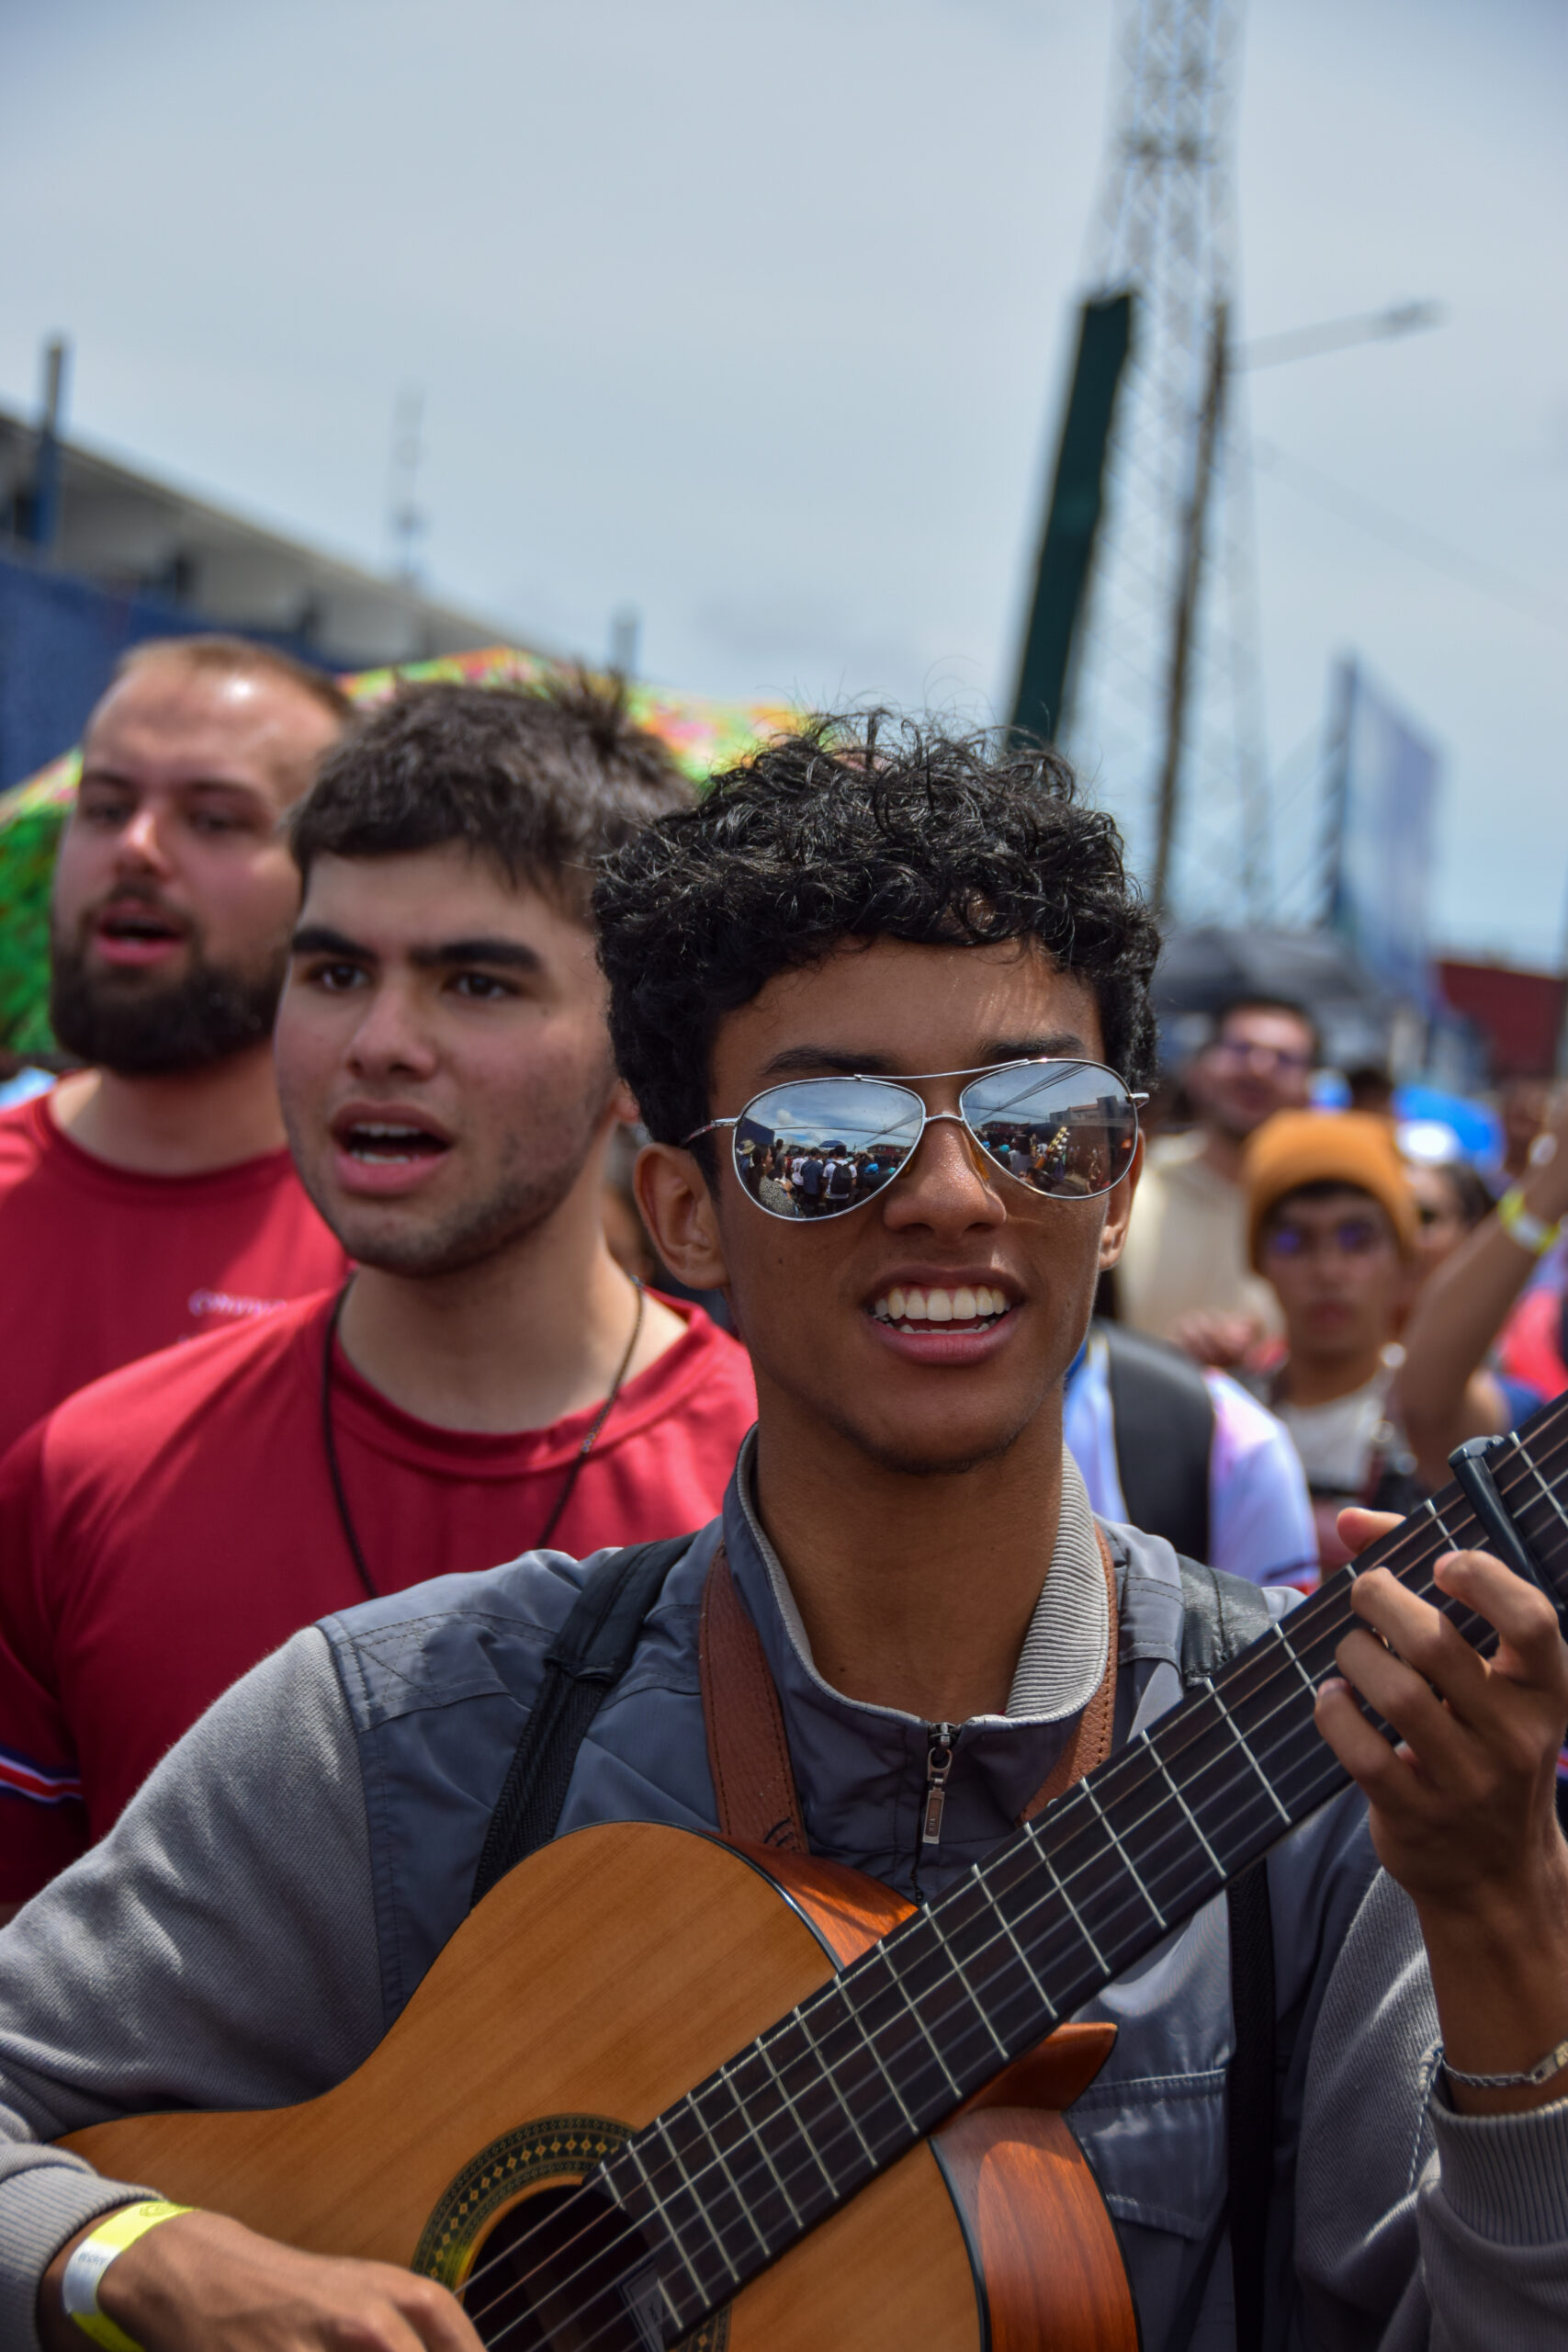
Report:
290,673,690,914
594,712,1161,1149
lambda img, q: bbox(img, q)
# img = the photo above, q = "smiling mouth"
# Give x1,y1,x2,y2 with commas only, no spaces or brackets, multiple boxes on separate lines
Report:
340,1123,451,1165
869,1283,1012,1333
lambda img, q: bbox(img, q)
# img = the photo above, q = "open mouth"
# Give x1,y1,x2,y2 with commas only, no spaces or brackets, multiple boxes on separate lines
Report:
338,1121,451,1166
95,906,187,946
869,1283,1013,1334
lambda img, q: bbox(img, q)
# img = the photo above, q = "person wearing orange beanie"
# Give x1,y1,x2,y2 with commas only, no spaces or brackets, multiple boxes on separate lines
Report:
1242,1111,1422,1577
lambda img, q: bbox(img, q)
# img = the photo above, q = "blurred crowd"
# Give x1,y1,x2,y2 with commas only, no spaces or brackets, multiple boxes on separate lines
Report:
1109,993,1568,1586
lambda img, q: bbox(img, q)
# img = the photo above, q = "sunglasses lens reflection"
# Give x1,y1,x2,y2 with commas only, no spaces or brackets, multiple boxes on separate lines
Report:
731,1080,924,1220
960,1065,1137,1199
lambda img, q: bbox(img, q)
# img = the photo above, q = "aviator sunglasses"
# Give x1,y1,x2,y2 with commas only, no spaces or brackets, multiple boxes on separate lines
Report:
686,1059,1146,1224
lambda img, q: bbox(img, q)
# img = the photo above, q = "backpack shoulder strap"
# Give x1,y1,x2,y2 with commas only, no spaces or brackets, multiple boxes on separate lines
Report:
1100,1321,1214,1564
1175,1555,1277,1687
1172,1554,1278,2352
1225,1855,1276,2352
470,1534,694,1908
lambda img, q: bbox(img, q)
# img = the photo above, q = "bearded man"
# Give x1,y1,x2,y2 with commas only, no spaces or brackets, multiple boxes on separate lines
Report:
0,680,756,1912
0,637,353,1454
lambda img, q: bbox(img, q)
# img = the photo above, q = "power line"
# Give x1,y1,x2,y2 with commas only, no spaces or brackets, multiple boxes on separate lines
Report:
1253,439,1568,636
1237,300,1442,372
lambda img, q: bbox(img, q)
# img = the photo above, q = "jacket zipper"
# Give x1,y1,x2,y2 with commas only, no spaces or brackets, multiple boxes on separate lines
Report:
919,1722,957,1849
911,1722,959,1903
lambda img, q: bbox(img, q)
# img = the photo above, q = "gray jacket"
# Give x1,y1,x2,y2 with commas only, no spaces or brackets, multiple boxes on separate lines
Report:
1,1456,1565,2350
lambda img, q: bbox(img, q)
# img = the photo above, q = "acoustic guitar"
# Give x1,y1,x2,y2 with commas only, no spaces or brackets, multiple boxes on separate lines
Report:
61,1415,1568,2349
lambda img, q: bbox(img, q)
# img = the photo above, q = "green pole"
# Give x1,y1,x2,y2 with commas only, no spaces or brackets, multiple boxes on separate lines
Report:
1008,292,1134,744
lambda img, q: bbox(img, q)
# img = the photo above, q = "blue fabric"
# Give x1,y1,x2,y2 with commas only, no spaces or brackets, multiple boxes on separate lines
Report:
1499,1375,1548,1427
0,549,351,789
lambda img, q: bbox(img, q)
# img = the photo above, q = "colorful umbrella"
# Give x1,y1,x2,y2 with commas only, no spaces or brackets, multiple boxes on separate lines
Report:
0,649,795,1057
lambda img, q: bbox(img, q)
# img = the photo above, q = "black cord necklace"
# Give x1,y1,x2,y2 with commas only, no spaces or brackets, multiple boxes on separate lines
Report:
321,1276,647,1600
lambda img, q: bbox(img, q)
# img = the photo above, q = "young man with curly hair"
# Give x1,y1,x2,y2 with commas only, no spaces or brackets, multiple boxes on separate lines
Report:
2,719,1566,2351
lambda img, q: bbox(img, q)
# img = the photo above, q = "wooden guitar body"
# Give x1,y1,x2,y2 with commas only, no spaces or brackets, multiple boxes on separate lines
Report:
63,1821,1136,2349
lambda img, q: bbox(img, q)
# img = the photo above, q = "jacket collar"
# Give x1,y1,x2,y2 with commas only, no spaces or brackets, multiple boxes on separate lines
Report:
717,1433,1124,1896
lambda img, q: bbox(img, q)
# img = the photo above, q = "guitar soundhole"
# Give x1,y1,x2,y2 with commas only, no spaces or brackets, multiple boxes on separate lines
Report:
463,2179,667,2351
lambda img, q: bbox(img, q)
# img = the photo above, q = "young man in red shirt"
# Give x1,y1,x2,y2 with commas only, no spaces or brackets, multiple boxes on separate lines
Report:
0,681,757,1910
0,637,350,1457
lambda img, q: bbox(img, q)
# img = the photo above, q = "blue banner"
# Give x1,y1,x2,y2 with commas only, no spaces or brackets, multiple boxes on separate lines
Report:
1327,657,1440,1010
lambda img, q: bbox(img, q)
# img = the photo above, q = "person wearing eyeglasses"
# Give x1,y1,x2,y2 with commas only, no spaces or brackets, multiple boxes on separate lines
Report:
1116,995,1319,1367
1242,1111,1426,1578
4,718,1567,2352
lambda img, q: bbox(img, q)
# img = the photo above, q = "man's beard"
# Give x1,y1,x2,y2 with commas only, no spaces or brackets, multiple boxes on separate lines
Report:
49,926,287,1078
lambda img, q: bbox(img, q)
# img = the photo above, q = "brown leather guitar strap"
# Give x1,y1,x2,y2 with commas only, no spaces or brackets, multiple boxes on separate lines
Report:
699,1544,809,1851
698,1529,1122,1849
1020,1527,1121,1819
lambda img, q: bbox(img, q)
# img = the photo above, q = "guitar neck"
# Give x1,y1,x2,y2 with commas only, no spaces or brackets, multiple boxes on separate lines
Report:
602,1395,1568,2340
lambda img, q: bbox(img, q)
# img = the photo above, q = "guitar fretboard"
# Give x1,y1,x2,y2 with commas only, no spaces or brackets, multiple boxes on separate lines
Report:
599,1395,1568,2339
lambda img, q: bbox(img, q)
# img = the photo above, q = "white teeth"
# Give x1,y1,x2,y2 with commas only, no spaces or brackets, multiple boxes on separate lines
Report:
874,1282,1010,1329
347,1120,442,1165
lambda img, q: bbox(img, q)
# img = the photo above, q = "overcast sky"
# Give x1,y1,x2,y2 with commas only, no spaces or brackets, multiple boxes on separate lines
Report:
3,0,1564,960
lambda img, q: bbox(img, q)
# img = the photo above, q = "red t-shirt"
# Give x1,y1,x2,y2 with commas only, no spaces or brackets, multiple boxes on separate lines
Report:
0,1095,347,1458
0,1289,756,1900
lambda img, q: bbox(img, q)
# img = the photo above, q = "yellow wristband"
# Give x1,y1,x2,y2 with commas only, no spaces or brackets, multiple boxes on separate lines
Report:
62,2201,193,2352
1497,1184,1562,1258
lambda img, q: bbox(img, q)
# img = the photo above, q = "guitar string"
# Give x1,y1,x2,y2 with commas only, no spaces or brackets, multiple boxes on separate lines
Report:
471,1636,1392,2348
474,1532,1533,2352
467,1708,1370,2331
488,1546,1504,2352
459,1469,1495,2319
463,1456,1548,2342
476,1676,1362,2352
463,1467,1532,2348
462,1430,1568,2339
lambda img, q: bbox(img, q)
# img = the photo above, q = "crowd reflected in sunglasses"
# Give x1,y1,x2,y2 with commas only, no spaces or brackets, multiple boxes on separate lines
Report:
705,1061,1141,1225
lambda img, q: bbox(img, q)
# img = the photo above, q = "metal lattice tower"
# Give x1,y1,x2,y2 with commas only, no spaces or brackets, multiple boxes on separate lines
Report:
1061,0,1269,921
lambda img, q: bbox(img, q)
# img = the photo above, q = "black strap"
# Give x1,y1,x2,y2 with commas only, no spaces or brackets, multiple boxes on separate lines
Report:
1177,1556,1276,1687
1225,1860,1276,2352
470,1534,694,1908
1174,1557,1278,2352
1102,1320,1214,1564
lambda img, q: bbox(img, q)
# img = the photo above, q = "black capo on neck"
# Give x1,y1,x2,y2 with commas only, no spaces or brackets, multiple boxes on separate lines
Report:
1447,1433,1551,1598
